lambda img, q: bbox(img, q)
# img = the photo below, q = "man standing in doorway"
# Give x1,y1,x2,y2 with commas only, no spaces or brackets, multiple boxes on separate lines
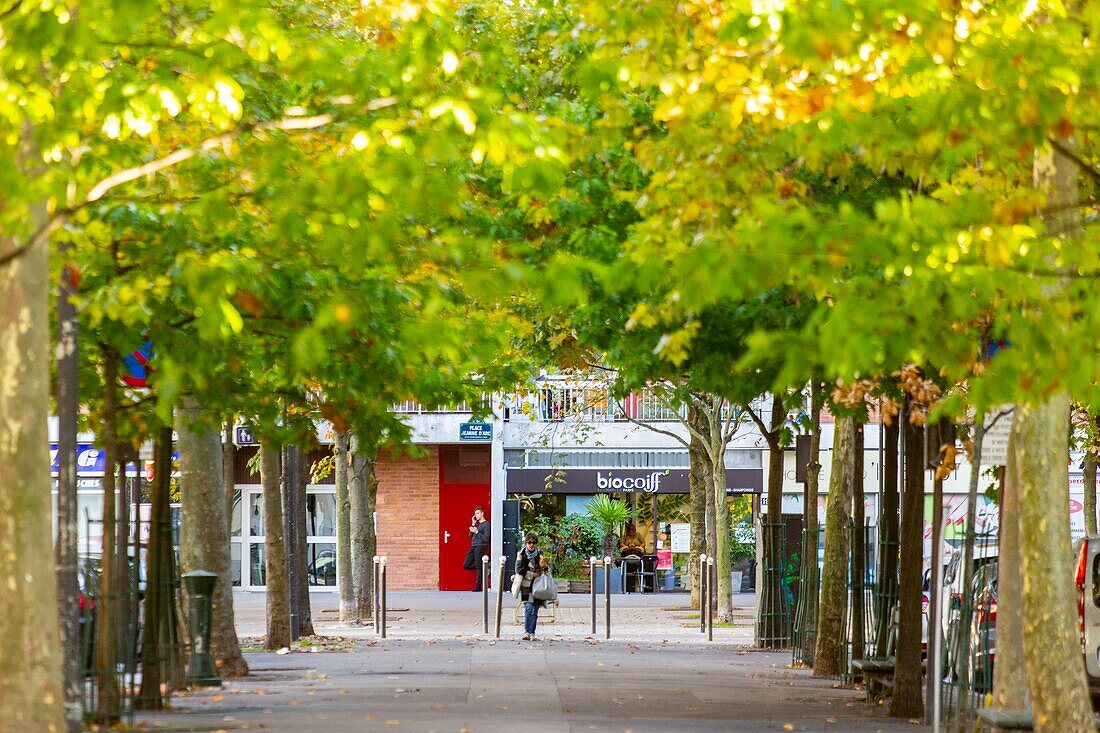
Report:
465,506,490,591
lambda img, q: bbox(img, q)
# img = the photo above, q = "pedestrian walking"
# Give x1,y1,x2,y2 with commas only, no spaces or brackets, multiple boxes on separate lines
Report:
515,533,551,640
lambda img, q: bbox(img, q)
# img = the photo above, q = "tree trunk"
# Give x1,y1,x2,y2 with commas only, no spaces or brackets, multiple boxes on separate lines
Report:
94,348,121,721
1084,430,1098,537
760,394,787,647
334,433,354,621
688,405,708,611
799,382,823,665
55,249,81,732
889,410,923,719
876,418,901,656
178,398,248,677
0,230,66,731
293,445,314,636
992,429,1028,715
261,439,291,649
349,436,377,623
1016,397,1093,731
137,426,175,709
850,421,866,667
813,415,856,676
711,458,732,622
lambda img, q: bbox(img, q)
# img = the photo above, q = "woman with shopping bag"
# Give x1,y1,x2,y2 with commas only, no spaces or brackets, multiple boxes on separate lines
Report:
513,533,556,640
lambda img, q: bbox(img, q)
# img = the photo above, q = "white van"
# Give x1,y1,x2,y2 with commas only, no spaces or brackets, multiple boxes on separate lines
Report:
1074,536,1100,685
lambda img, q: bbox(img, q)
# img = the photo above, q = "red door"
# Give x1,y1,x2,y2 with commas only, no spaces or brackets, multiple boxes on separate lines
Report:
439,483,490,590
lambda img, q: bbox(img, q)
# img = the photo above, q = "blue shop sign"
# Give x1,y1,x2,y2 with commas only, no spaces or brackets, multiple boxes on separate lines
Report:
459,421,493,442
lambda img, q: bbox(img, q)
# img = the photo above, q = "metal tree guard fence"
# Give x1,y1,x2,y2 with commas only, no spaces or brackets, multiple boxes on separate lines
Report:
759,518,794,649
841,521,878,685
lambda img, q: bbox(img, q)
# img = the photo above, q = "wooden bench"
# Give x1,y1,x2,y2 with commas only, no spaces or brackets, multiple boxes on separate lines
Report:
976,709,1100,731
851,657,895,702
851,607,898,703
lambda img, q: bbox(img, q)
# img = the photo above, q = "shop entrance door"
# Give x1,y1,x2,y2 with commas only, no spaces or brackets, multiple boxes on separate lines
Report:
439,483,490,590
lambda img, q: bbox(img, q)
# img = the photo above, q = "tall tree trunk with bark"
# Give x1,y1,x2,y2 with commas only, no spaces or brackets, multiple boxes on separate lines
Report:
177,398,248,677
992,430,1028,714
850,421,866,667
137,426,176,710
94,348,121,721
260,440,291,649
760,394,787,647
1006,132,1094,733
334,433,354,621
349,436,377,623
711,456,732,622
814,415,856,676
0,230,66,731
1016,397,1093,731
1083,418,1098,537
55,250,81,732
799,382,823,665
222,424,236,540
293,446,314,636
889,411,924,719
876,418,901,656
688,405,708,610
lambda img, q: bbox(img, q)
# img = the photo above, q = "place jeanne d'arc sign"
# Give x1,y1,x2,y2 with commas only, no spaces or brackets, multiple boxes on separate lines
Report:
459,421,493,442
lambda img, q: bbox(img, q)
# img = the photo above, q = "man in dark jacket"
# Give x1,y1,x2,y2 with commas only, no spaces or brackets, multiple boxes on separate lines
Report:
466,506,490,591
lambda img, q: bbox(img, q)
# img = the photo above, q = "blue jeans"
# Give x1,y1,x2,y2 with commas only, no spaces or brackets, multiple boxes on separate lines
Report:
524,601,539,634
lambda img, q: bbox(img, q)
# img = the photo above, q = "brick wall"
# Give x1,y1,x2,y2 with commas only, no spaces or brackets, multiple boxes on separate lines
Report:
376,447,440,590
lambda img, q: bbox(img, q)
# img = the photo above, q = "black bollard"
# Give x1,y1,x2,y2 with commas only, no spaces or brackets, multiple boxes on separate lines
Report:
380,556,388,639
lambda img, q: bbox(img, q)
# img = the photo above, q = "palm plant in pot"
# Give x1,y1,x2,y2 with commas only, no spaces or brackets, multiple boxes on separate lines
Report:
586,495,631,593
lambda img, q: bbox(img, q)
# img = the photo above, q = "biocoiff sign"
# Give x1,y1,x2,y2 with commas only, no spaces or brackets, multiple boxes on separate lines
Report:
506,467,763,495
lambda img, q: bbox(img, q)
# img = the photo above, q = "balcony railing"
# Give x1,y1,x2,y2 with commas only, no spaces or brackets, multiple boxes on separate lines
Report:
391,401,473,414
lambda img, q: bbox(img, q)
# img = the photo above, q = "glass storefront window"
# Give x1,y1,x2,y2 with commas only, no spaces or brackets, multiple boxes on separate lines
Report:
249,493,264,536
306,494,337,537
230,542,242,586
231,491,242,537
250,543,265,586
307,542,337,586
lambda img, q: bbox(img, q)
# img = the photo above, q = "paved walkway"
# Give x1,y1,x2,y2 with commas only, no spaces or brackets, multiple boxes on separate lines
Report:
132,591,930,732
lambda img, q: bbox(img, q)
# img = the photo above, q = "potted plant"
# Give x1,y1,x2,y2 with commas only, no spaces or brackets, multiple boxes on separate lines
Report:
586,495,631,594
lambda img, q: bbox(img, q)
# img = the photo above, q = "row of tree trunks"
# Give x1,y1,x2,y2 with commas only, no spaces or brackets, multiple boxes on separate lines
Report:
0,229,67,730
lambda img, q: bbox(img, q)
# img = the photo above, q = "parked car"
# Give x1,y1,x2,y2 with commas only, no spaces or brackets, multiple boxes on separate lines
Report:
943,561,997,692
1075,536,1100,689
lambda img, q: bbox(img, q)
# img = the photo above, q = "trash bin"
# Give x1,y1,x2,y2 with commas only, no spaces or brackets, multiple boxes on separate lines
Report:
731,571,743,594
182,569,222,687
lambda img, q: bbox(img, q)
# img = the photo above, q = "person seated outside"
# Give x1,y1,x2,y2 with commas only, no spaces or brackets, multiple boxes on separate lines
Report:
619,523,646,557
